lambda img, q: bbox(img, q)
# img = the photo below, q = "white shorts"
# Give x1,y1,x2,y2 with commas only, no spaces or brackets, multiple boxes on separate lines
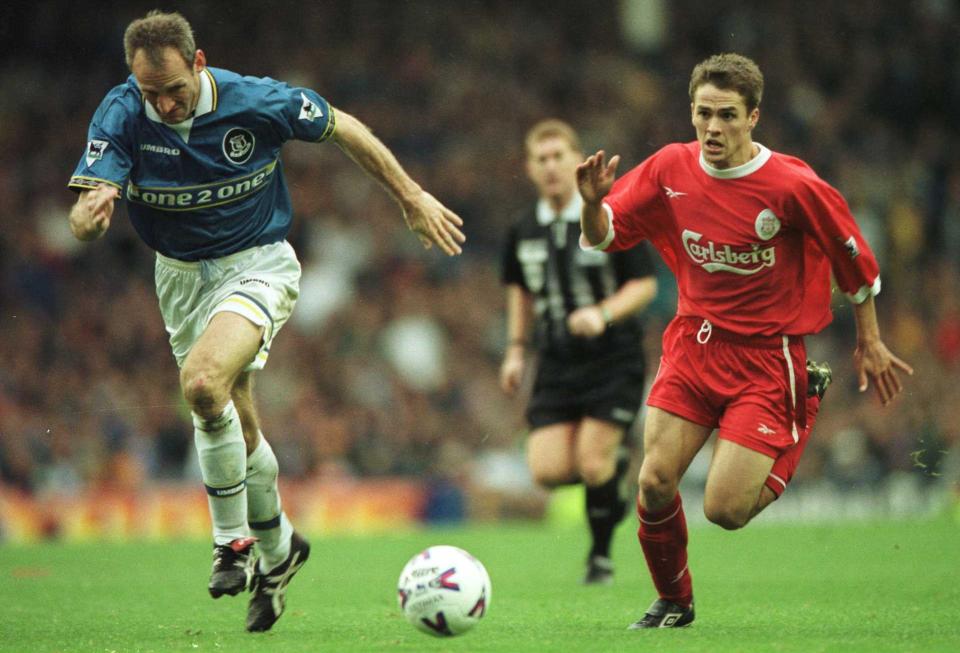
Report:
155,241,301,371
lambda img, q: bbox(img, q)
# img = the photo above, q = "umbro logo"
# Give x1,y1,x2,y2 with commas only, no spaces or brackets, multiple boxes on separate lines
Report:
663,186,687,198
758,423,776,435
140,143,181,156
660,613,682,627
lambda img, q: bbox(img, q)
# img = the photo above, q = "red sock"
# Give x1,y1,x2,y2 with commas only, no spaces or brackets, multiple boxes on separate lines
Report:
637,493,693,607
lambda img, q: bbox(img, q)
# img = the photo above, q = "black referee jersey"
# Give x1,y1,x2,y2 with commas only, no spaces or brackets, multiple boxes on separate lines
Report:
501,195,656,363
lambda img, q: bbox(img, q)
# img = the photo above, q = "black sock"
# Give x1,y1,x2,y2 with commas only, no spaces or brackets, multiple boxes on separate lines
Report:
585,454,629,559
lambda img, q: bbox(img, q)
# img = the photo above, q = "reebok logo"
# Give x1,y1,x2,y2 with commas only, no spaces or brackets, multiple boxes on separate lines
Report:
758,423,776,435
663,186,687,198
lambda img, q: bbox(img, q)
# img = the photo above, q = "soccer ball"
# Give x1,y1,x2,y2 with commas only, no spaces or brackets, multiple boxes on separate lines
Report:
397,545,491,637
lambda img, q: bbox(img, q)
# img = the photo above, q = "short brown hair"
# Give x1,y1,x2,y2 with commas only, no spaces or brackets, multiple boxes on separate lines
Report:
524,119,582,157
124,10,196,69
689,53,764,112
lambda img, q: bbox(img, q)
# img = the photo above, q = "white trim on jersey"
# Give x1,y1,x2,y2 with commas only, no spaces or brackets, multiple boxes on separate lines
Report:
699,143,772,179
142,68,215,143
847,276,882,304
579,203,616,251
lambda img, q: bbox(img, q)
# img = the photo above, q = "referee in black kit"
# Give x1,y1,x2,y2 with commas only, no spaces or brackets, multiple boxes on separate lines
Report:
500,120,658,584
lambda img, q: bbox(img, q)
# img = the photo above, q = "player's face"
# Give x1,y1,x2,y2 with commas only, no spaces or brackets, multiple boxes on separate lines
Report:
526,136,581,202
691,83,759,169
132,47,205,125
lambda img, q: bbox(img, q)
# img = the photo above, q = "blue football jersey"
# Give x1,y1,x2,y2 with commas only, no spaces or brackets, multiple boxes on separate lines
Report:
68,67,335,260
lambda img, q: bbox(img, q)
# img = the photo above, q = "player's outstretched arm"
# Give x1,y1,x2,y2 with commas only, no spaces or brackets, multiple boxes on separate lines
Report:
68,184,118,241
331,109,465,256
852,295,914,405
577,150,620,247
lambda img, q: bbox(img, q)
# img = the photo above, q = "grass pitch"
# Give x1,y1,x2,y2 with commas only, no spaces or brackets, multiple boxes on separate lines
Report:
1,517,958,652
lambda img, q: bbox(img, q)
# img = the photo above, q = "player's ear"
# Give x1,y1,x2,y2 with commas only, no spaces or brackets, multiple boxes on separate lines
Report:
193,49,206,72
749,107,759,130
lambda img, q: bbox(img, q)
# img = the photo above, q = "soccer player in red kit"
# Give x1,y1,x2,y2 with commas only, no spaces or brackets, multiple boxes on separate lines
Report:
577,53,913,629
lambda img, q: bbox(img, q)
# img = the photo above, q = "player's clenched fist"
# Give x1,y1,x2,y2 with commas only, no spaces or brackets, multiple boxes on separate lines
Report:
69,184,119,241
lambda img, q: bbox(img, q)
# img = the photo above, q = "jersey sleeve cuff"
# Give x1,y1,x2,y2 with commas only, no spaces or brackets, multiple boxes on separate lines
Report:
578,203,616,251
317,106,337,142
846,276,881,304
68,176,123,192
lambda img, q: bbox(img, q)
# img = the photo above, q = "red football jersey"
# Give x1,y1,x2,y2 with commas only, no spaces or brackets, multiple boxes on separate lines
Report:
591,142,880,336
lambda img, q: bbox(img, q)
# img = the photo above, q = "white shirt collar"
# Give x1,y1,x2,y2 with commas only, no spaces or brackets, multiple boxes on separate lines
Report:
536,192,583,226
699,142,771,179
142,68,215,143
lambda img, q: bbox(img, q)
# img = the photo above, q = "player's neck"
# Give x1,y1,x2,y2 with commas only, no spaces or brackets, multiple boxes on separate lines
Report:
723,142,759,169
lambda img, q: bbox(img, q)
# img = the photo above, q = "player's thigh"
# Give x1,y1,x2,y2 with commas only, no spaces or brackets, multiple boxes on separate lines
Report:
182,310,264,389
526,423,579,487
703,438,775,529
575,418,624,486
638,407,712,505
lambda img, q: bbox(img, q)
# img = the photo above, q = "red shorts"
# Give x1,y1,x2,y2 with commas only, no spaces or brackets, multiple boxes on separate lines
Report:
647,316,817,497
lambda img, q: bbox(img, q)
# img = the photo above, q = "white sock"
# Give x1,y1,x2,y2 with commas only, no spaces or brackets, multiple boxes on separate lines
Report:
246,434,293,572
193,400,248,545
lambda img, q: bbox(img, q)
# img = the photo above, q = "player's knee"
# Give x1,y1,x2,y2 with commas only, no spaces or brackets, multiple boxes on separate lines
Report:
637,465,678,509
180,367,229,418
703,500,750,530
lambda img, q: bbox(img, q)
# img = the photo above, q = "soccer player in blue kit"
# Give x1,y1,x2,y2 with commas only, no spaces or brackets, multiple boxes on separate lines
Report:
67,11,464,632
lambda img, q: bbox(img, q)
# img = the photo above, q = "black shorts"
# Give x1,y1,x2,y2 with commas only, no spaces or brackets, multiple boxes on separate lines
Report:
526,351,646,432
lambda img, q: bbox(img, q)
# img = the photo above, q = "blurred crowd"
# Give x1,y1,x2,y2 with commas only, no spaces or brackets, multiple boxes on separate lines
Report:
1,1,957,504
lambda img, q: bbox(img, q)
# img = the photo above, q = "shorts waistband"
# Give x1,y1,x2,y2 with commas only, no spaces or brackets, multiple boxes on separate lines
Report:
679,316,799,349
155,246,264,271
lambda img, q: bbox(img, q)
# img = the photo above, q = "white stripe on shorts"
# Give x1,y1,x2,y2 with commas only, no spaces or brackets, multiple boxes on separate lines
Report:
781,336,799,444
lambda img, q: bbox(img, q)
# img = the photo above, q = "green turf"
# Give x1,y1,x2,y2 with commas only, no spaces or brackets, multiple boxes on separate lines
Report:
1,517,958,652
